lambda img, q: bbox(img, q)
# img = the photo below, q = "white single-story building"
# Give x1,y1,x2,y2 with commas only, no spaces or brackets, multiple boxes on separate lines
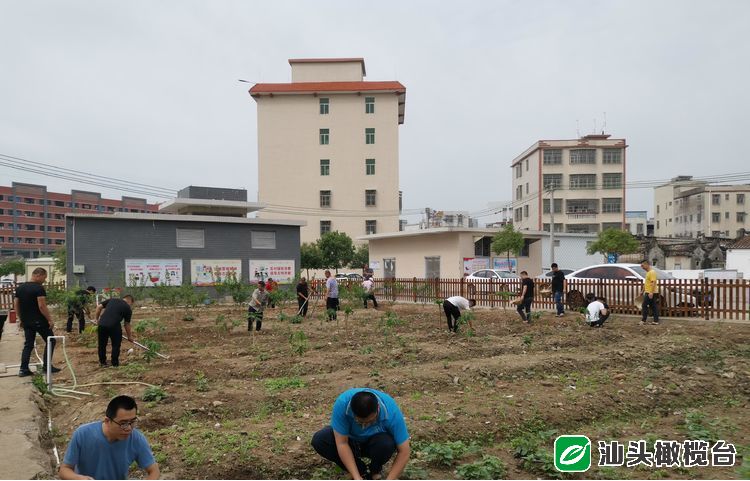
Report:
360,228,600,278
726,235,750,279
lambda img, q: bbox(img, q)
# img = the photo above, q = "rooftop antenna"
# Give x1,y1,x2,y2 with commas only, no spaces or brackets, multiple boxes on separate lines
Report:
602,111,607,134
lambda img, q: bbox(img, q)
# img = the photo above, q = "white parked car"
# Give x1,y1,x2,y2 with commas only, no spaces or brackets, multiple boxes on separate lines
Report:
466,269,519,295
536,269,573,280
564,263,697,311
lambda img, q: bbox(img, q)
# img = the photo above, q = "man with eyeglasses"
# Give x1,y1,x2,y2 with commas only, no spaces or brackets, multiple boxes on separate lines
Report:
59,395,159,480
312,388,411,480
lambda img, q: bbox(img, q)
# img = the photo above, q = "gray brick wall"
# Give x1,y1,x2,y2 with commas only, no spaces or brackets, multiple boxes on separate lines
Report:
66,217,300,288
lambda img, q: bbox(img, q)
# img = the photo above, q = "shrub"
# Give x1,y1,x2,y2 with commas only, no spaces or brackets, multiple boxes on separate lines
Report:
195,371,209,392
420,440,480,466
143,386,168,402
289,330,308,356
455,455,506,479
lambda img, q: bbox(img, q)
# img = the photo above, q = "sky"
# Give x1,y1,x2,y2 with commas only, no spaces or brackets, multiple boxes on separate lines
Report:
1,0,749,223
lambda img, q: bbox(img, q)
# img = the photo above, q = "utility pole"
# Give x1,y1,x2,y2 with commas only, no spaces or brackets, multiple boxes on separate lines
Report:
549,188,556,264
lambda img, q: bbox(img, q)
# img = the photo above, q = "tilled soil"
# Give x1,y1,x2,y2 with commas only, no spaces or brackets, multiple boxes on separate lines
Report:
43,302,750,479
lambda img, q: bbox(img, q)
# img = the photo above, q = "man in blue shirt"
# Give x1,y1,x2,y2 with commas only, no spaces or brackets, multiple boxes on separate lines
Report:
312,388,411,480
59,395,159,480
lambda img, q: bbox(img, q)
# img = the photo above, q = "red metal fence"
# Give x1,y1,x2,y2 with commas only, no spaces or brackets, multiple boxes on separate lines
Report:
314,277,750,321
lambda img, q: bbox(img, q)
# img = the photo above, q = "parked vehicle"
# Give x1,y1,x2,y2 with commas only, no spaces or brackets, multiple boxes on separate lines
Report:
466,269,519,295
564,263,698,312
536,269,573,279
335,273,364,282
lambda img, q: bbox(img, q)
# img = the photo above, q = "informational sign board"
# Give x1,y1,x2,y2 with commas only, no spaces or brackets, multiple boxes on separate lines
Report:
248,259,295,283
125,259,182,287
463,257,490,276
369,260,381,270
492,257,517,272
190,259,242,286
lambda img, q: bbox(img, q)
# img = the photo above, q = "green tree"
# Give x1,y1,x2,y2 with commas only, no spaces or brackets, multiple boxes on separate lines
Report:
53,247,67,275
350,244,369,270
0,258,25,283
491,224,525,268
586,228,640,262
317,231,355,272
300,242,323,278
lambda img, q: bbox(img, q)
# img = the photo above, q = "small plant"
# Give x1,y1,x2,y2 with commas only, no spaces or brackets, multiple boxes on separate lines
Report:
214,314,228,333
456,311,476,337
510,421,560,478
522,334,533,347
530,311,543,321
380,311,402,347
32,373,48,395
290,315,303,324
182,314,194,322
120,362,147,380
141,339,163,363
289,330,308,356
455,455,506,479
142,386,168,402
264,376,306,392
682,410,720,442
402,463,430,480
420,440,480,466
359,345,373,355
195,371,210,392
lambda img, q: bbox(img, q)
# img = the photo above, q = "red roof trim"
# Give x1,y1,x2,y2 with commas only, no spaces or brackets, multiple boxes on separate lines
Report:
249,81,405,95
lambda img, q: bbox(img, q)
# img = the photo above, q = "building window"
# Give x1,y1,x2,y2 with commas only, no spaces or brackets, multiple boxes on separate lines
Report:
514,208,522,222
515,164,522,178
320,220,331,235
320,190,331,207
425,256,440,279
637,223,644,235
602,173,622,189
319,128,329,145
319,98,329,114
365,220,377,235
543,149,562,165
366,158,375,175
738,194,745,204
176,228,205,248
725,211,730,219
726,194,730,200
570,149,596,164
365,189,377,207
365,97,375,114
712,230,721,237
657,220,660,229
603,149,622,164
543,174,563,189
602,222,622,231
525,159,529,171
737,212,746,223
602,198,622,213
570,174,597,189
712,212,720,223
712,194,720,205
657,205,660,214
516,185,523,200
320,159,330,176
543,199,563,213
251,231,276,249
525,183,529,194
523,205,529,218
365,128,375,144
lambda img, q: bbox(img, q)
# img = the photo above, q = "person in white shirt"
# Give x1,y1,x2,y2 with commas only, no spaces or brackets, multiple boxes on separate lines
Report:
442,296,477,333
584,293,609,328
362,276,378,309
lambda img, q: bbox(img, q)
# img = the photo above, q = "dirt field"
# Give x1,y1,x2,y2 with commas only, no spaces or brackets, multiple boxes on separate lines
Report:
40,298,749,479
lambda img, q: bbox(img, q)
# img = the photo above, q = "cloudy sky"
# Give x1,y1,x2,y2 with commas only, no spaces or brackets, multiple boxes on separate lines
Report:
1,0,748,222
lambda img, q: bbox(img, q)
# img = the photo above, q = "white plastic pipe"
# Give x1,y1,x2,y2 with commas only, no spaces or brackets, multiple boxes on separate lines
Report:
46,335,66,390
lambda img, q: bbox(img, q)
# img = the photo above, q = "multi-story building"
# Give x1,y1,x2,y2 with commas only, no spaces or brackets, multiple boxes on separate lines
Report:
655,176,750,239
510,134,627,234
625,210,648,236
249,58,406,244
0,182,157,257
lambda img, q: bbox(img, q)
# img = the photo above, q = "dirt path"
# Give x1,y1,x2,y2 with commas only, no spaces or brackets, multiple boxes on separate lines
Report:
0,322,55,480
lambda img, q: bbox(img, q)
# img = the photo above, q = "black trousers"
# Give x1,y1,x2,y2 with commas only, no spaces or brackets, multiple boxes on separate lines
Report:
0,313,6,340
443,300,461,332
517,298,532,321
590,312,610,327
98,325,122,366
363,293,378,309
641,294,660,323
248,307,264,331
20,320,55,371
311,426,396,477
67,306,86,333
326,298,339,320
297,298,309,317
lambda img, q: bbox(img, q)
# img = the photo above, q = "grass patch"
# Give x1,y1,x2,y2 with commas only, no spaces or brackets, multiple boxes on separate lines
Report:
455,455,506,479
265,376,306,392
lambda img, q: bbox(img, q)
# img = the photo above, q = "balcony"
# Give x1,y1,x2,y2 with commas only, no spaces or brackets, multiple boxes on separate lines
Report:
567,210,598,220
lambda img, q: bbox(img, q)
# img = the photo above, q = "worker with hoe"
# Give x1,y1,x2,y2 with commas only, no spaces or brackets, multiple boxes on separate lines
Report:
66,285,96,334
516,270,535,323
94,294,135,368
15,267,60,376
312,388,411,480
248,281,269,331
59,395,160,480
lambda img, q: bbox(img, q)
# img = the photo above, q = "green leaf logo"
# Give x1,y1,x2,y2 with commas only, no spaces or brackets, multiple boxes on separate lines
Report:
554,435,591,472
559,444,587,465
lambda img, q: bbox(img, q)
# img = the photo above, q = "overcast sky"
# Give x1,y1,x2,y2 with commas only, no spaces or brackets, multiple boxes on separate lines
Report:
2,0,749,222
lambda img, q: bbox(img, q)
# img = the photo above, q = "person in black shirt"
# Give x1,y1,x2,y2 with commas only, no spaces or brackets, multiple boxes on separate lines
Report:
550,263,566,317
94,295,134,367
296,278,309,317
516,271,535,323
14,267,60,377
66,286,96,334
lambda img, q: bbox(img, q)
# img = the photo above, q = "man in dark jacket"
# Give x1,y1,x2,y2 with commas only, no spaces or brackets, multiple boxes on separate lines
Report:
550,263,566,317
94,295,134,367
14,267,60,376
66,286,96,334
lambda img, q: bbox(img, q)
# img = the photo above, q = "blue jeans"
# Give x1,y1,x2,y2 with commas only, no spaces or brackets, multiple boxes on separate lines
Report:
554,291,564,315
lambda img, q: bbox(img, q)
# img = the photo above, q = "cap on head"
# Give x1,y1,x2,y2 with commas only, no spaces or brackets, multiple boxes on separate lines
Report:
87,286,97,293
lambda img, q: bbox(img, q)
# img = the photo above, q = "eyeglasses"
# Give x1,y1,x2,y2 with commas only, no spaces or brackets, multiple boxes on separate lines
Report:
108,416,139,430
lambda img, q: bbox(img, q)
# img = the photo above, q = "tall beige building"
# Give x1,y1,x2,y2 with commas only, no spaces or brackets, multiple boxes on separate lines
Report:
654,176,750,239
510,134,627,233
250,58,406,244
